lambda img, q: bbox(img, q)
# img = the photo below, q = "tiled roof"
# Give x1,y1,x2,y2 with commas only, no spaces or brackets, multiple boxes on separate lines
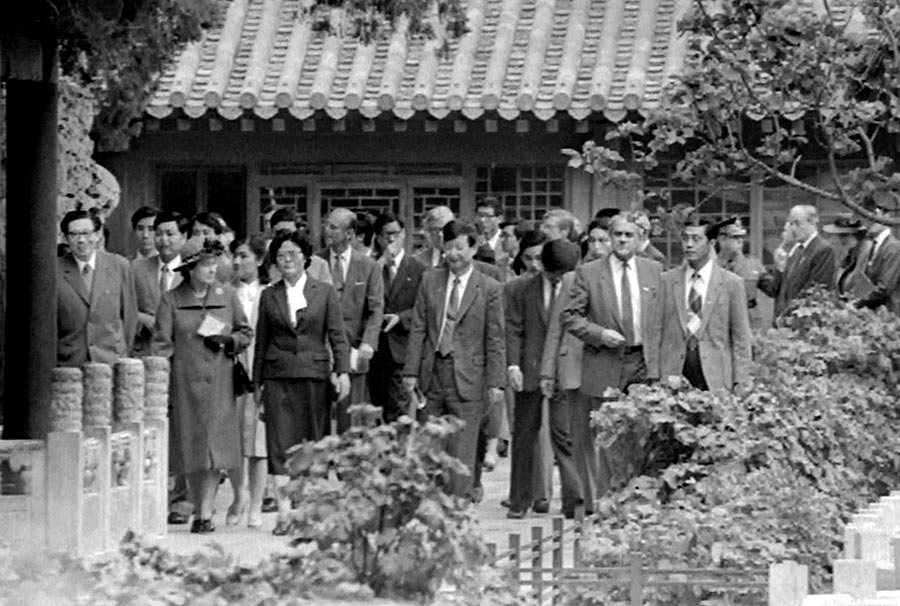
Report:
146,0,692,123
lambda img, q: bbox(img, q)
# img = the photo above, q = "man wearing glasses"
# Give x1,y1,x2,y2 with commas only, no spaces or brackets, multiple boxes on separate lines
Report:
57,209,137,367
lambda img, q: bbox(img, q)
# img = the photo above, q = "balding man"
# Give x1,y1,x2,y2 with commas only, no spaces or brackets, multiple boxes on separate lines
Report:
759,205,836,317
540,209,581,244
319,208,384,432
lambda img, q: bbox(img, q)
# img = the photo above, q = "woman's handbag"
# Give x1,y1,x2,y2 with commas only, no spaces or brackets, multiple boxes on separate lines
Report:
233,360,254,396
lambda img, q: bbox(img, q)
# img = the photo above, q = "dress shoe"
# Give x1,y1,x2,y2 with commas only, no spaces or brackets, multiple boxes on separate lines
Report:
261,497,278,513
497,439,509,458
506,509,527,520
272,518,292,536
190,518,215,534
532,499,550,514
168,511,189,525
500,498,511,509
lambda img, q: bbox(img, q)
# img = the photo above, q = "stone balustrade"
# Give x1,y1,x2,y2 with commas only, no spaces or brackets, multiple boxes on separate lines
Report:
0,357,169,557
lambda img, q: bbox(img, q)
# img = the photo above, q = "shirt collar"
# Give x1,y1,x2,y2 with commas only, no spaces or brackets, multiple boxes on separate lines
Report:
161,255,181,271
487,231,501,251
450,264,474,287
285,272,307,292
610,253,633,271
332,246,351,266
874,228,890,248
75,251,97,272
801,231,817,249
686,257,715,283
389,248,405,267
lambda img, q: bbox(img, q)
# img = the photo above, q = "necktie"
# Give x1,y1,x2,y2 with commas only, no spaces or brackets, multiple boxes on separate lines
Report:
333,253,345,293
867,239,879,267
689,272,702,316
437,277,461,356
620,261,635,346
383,260,393,292
159,265,169,293
548,279,559,313
82,264,93,294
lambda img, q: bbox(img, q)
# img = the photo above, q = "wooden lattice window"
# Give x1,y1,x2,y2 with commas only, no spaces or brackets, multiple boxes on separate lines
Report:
475,165,564,222
412,186,462,228
258,185,309,232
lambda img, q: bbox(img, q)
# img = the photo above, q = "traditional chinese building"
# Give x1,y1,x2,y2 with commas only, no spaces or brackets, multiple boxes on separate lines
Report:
102,0,851,263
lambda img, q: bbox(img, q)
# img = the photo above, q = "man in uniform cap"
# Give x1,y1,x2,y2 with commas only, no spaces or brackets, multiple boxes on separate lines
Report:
715,217,766,330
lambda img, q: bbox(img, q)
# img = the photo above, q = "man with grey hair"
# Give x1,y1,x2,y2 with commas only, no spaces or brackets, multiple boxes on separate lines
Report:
416,206,457,269
759,204,835,317
320,207,385,432
540,209,582,244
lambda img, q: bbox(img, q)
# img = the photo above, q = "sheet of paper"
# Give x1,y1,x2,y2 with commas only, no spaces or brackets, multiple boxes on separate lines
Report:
350,347,360,373
197,313,227,337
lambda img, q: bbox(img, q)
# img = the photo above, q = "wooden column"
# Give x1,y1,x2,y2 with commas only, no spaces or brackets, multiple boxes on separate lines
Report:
3,36,59,439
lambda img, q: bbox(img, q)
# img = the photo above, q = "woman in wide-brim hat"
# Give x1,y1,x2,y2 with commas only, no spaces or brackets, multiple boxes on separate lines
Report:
823,217,871,295
152,236,253,534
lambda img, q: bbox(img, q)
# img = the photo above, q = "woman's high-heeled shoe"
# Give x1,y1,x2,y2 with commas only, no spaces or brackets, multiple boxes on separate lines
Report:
272,517,291,536
190,518,216,534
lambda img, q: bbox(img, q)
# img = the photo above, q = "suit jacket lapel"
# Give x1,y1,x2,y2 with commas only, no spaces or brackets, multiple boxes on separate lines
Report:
673,267,688,333
149,257,162,303
386,256,407,301
61,254,90,304
434,269,448,330
635,259,653,331
599,258,622,332
456,270,480,322
274,281,296,332
88,252,109,308
698,265,723,336
531,274,549,328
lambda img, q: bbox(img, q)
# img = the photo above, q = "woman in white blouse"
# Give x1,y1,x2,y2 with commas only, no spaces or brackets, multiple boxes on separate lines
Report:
230,235,269,528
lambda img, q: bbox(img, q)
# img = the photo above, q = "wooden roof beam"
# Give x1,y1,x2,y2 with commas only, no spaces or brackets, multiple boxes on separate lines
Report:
204,0,249,108
482,0,522,110
517,0,556,111
588,0,627,110
552,0,590,110
240,0,284,109
447,0,486,111
274,19,312,108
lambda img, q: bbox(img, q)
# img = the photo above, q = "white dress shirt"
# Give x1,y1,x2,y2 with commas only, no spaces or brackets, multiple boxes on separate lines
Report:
869,229,891,265
285,273,308,326
486,231,501,252
235,279,261,320
75,251,97,276
684,258,715,310
438,265,473,343
159,255,181,292
542,274,560,311
385,248,405,279
610,254,642,345
430,247,442,268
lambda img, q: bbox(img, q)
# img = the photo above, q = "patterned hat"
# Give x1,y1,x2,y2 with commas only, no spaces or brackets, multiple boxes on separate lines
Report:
175,236,225,271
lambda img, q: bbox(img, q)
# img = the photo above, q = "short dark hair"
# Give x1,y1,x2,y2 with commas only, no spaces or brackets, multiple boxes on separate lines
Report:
270,207,300,230
153,210,189,234
61,210,101,235
442,220,478,248
683,215,716,239
587,219,609,234
189,211,226,235
230,234,268,259
374,211,405,236
355,213,375,247
131,206,159,230
269,230,314,270
518,229,547,251
476,195,503,217
542,239,580,274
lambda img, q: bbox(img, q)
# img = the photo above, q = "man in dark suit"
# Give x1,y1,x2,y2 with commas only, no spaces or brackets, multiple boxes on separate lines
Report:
131,210,188,356
561,212,663,496
505,239,583,519
57,210,138,367
129,206,158,262
403,221,506,498
759,204,836,317
658,218,752,391
859,216,900,314
634,210,668,268
320,207,384,433
367,211,426,422
475,196,509,272
415,205,504,282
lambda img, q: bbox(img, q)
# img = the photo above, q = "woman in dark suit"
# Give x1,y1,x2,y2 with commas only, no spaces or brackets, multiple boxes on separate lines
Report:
253,231,351,535
152,236,252,534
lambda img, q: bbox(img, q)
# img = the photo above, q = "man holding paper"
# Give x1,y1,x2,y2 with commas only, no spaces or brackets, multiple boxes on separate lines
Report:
320,208,384,433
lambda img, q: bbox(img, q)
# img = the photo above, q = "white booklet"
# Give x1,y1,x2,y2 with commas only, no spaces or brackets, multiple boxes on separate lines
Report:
197,313,227,337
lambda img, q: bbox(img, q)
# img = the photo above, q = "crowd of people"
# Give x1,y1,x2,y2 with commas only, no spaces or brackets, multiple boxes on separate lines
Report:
54,197,900,531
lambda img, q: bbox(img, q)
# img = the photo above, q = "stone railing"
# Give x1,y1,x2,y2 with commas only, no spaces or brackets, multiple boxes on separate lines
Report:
0,357,169,557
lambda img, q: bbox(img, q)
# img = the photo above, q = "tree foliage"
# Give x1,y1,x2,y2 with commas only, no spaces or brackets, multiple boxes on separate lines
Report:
564,0,900,224
573,289,900,603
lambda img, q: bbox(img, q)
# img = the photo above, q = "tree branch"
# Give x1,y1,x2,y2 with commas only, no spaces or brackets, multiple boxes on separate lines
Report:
857,125,877,169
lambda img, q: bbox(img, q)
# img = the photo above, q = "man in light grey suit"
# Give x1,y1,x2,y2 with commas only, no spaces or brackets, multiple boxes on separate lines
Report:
57,210,138,368
561,213,662,496
658,218,752,391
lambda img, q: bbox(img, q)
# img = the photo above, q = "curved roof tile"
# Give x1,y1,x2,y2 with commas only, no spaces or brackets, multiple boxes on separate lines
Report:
148,0,688,122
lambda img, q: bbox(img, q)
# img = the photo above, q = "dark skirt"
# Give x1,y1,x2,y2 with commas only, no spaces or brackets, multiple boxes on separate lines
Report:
263,378,329,475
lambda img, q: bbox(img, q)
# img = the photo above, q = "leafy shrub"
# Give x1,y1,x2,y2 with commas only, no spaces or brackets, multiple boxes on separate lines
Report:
284,407,493,601
577,291,900,602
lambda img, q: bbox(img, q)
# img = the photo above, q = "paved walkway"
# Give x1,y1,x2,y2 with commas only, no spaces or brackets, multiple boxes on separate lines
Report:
156,455,575,566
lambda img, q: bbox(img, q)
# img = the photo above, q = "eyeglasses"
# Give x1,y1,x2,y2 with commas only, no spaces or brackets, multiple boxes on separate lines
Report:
67,230,95,239
382,229,402,239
